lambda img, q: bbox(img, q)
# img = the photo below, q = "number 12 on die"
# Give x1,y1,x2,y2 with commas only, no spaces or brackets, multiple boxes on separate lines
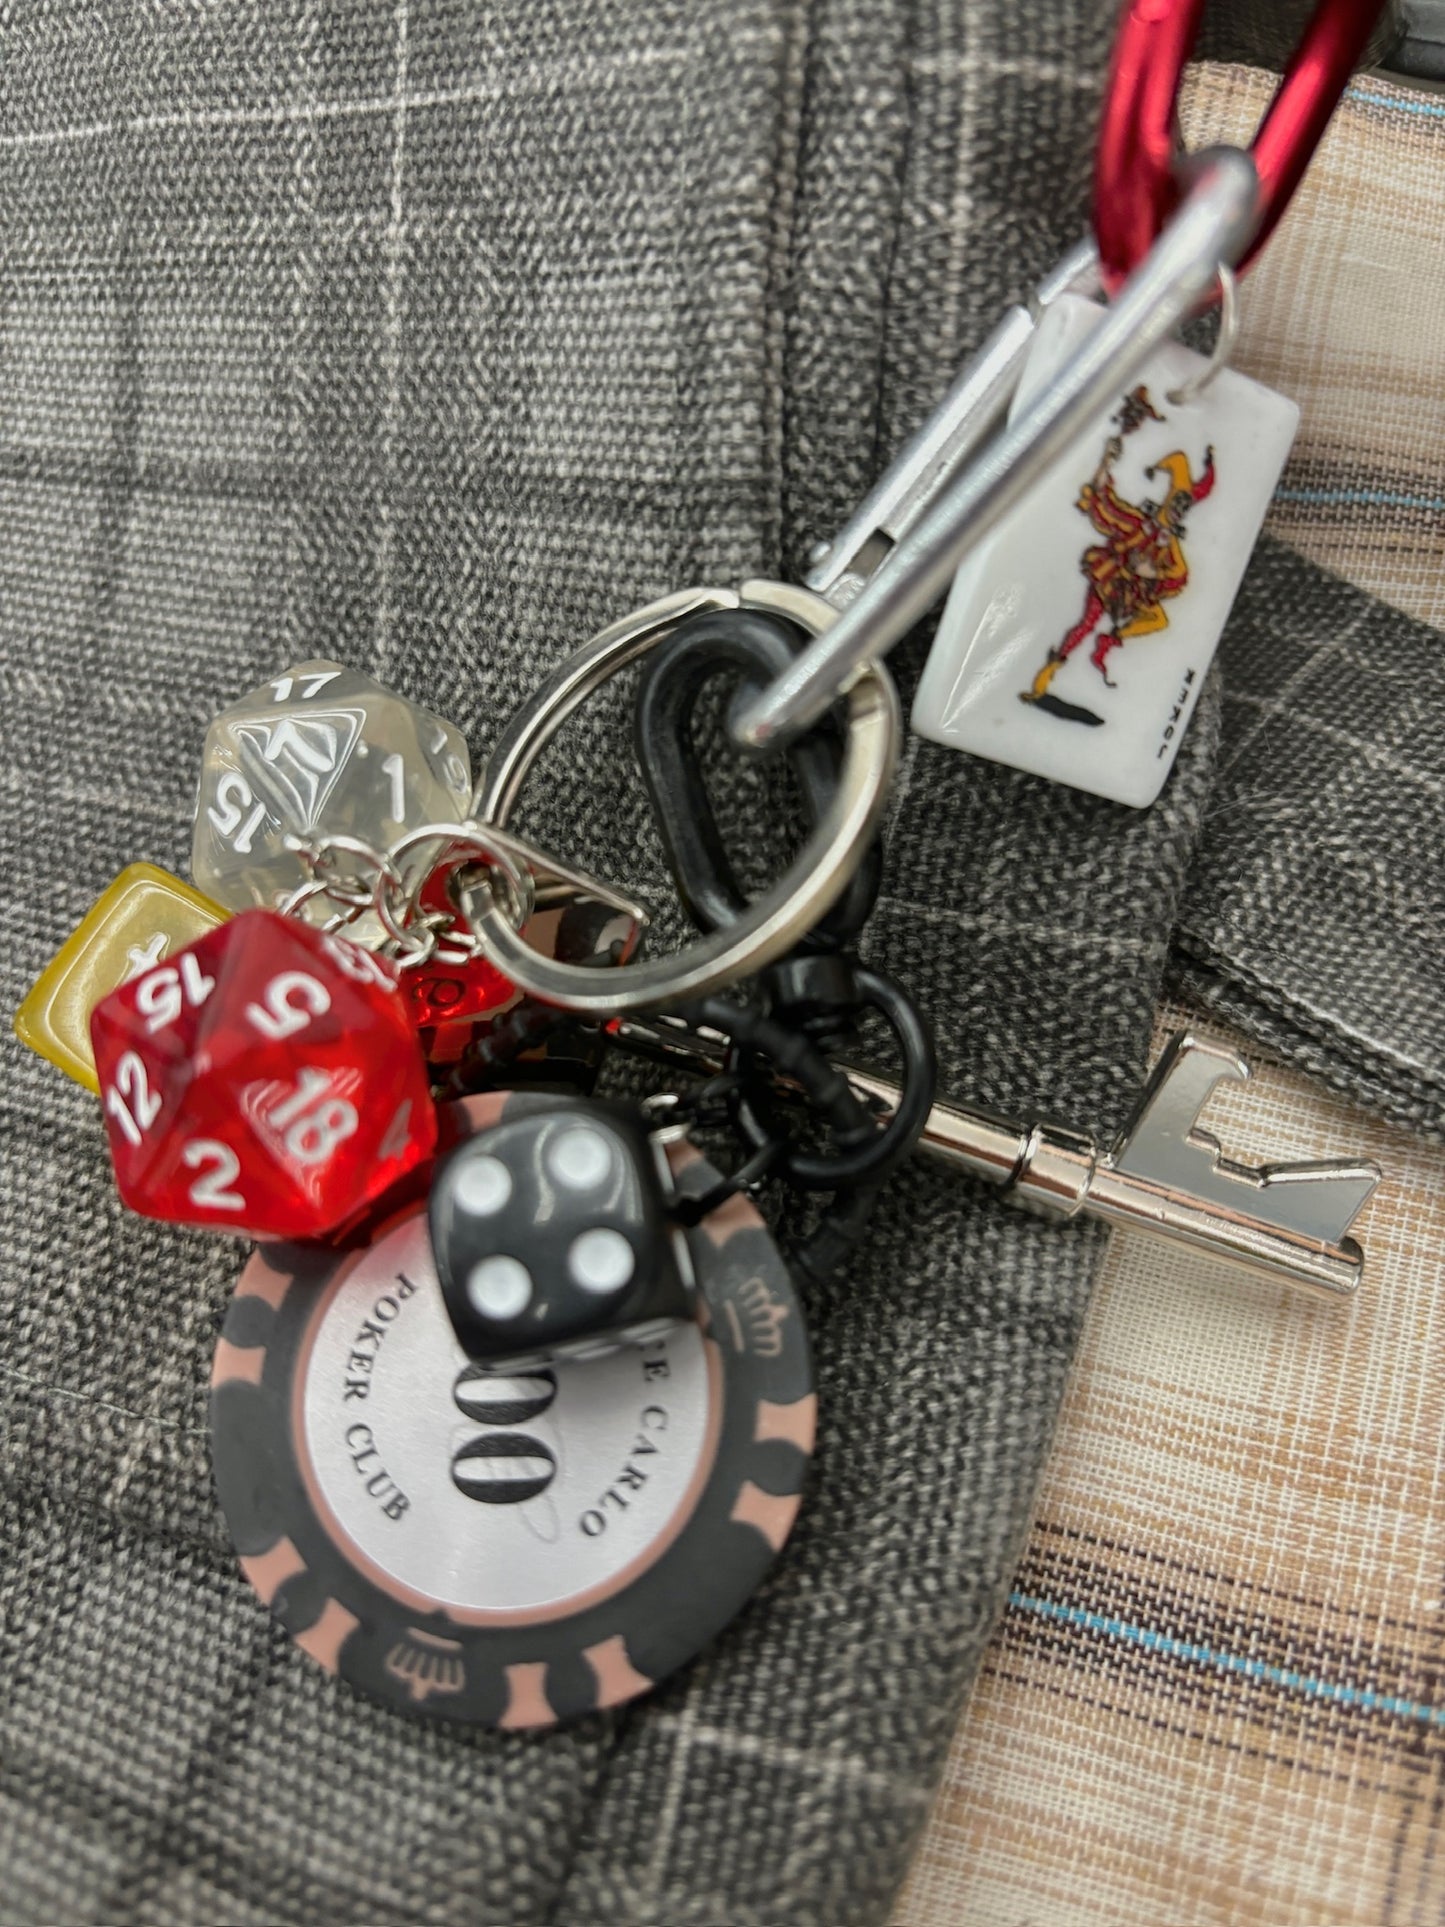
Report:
88,910,437,1240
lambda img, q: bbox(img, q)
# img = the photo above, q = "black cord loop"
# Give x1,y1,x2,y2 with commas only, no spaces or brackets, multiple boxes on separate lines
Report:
633,606,882,950
628,603,937,1280
729,960,937,1190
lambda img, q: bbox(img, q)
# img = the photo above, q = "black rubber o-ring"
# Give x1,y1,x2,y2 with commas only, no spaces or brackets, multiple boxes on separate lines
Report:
729,964,936,1191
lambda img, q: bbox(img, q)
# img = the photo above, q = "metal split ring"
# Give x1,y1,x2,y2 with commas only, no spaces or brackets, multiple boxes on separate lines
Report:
465,582,900,1015
278,816,645,976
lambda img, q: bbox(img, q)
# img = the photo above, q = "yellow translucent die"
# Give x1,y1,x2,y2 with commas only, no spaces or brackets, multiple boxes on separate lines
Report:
13,864,228,1093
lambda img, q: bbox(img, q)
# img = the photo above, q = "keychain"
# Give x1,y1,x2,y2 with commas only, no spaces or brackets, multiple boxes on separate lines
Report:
729,0,1386,782
12,0,1389,1729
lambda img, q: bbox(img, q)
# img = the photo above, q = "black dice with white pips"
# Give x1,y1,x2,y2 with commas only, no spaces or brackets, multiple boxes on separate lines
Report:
430,1101,696,1366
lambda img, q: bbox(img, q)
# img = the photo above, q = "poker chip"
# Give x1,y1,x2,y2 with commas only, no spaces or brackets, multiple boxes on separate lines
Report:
210,1093,815,1727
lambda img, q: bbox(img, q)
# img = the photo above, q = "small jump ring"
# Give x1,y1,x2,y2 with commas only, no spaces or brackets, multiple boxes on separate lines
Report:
388,910,458,969
275,875,329,920
373,879,442,954
378,822,537,946
284,832,401,913
275,876,364,929
1167,265,1238,408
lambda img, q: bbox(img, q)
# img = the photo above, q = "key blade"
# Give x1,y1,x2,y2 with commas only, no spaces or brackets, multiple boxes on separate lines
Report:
609,1019,1380,1299
1111,1030,1249,1167
1204,1148,1381,1242
1110,1032,1381,1246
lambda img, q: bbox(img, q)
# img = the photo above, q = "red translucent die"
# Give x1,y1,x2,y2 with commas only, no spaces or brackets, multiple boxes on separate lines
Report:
400,867,519,1030
90,910,437,1239
400,887,645,1036
404,960,515,1031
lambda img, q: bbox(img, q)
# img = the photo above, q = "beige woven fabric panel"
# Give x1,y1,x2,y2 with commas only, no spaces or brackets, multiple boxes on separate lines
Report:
896,66,1445,1927
1184,64,1445,632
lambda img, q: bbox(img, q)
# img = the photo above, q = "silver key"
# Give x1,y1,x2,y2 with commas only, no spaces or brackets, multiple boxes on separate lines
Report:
619,1020,1380,1300
891,1033,1377,1300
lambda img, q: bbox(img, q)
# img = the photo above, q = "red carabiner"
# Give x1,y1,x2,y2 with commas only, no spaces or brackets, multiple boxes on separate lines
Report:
1094,0,1389,288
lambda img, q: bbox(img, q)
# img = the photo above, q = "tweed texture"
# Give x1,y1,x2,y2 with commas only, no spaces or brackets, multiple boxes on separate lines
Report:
0,9,1429,1927
1177,67,1445,634
1198,0,1402,69
1171,67,1445,1141
1176,533,1445,1140
896,995,1445,1927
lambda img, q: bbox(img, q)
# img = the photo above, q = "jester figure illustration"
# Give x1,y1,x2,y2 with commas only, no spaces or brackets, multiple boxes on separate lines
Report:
1022,385,1215,726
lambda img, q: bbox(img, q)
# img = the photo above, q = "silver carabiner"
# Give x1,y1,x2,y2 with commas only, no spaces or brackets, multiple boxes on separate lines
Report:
801,237,1101,610
732,146,1260,750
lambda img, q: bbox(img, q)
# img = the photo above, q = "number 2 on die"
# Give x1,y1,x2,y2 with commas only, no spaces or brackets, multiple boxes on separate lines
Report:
90,910,436,1239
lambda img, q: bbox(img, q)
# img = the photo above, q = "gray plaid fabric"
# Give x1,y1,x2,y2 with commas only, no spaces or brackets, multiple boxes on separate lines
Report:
1174,535,1445,1141
0,6,1433,1925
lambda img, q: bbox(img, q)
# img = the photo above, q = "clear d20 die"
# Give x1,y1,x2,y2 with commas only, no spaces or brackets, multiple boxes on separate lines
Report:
191,660,472,916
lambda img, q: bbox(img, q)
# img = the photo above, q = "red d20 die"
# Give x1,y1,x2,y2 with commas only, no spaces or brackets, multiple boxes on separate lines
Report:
90,909,436,1239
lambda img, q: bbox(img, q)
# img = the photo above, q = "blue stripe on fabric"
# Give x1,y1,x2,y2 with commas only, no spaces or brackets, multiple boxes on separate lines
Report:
1274,486,1445,513
1347,86,1445,121
1008,1591,1445,1728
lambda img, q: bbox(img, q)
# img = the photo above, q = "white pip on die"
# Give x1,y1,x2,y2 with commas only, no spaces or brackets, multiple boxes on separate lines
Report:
911,293,1299,807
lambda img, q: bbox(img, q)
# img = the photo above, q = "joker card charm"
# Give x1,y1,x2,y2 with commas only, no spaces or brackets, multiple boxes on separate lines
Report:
911,292,1299,806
